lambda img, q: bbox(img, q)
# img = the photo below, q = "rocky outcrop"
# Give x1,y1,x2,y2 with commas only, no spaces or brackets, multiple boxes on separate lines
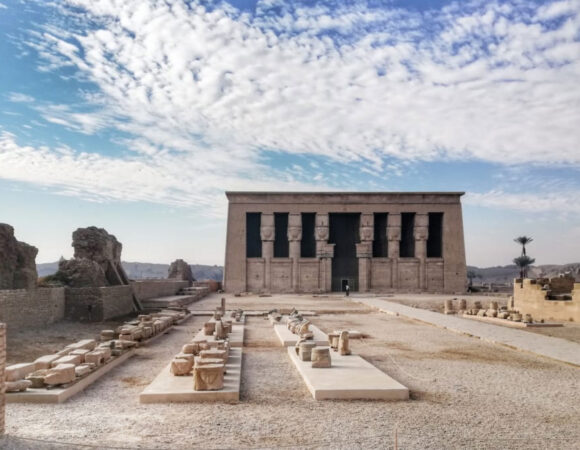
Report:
56,227,130,287
0,223,38,290
168,259,195,286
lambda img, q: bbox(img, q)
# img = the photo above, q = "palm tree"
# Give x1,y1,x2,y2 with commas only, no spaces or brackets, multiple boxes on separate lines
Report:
514,236,533,256
514,255,535,279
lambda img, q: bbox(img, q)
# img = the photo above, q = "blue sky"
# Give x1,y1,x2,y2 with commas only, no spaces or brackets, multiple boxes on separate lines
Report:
0,0,579,267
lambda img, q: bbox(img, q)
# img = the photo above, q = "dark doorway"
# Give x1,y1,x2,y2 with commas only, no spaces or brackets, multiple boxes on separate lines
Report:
329,213,360,292
427,212,443,258
246,212,262,258
274,213,289,257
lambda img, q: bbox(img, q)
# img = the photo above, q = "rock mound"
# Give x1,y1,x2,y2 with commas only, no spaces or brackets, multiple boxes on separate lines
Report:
0,223,38,290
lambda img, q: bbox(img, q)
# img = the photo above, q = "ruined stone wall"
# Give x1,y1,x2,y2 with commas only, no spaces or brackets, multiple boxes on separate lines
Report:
513,279,580,322
0,323,5,435
0,288,65,329
131,280,189,301
65,286,133,322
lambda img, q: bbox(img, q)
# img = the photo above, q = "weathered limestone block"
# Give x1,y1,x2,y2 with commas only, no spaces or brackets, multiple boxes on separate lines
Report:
511,313,522,322
182,343,197,355
474,301,483,309
486,309,498,318
0,223,38,290
298,341,317,361
6,362,36,382
458,299,467,311
168,259,195,284
215,321,228,340
115,340,137,349
44,364,76,385
175,353,194,363
524,314,533,323
490,301,499,310
298,320,311,336
200,349,228,363
52,354,82,367
26,370,49,388
311,347,332,368
34,354,61,370
100,330,116,341
338,331,351,356
204,322,216,336
6,380,32,392
85,348,111,366
220,297,226,314
477,309,486,317
327,333,339,348
444,300,456,315
75,364,92,377
497,312,509,319
69,349,90,363
171,357,193,376
213,310,222,321
67,339,97,351
193,364,224,391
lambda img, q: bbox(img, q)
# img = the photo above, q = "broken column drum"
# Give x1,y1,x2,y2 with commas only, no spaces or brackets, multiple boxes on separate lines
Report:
338,331,351,356
193,364,225,391
311,347,332,368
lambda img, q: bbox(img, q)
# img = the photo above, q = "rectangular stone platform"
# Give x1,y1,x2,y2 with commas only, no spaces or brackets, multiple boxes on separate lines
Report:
192,322,245,348
461,314,564,328
6,350,136,404
139,347,242,403
287,347,409,401
142,295,199,308
274,323,328,347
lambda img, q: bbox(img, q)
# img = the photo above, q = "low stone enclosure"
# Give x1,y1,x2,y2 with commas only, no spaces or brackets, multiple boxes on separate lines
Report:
513,277,579,322
5,309,187,403
0,223,210,328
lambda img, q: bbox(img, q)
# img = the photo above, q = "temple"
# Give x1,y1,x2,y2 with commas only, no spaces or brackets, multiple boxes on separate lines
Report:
224,192,467,294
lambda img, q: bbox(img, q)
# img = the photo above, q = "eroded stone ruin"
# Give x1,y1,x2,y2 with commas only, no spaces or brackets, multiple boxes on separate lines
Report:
168,259,195,286
0,224,38,290
56,227,130,287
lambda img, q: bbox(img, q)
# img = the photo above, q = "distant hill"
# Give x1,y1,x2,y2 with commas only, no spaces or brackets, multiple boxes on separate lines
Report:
467,263,580,284
37,261,224,281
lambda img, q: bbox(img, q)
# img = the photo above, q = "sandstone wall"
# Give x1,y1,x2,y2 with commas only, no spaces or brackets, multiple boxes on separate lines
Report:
131,280,189,301
513,279,580,322
0,323,5,435
0,288,65,329
65,286,134,321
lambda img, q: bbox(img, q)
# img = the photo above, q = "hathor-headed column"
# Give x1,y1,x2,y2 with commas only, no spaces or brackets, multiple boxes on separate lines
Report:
260,213,274,292
357,213,373,292
415,213,429,290
387,213,401,289
288,214,302,292
315,213,333,292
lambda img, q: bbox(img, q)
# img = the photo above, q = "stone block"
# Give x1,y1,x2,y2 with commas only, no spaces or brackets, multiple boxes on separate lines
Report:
6,362,36,382
200,349,228,363
52,354,82,367
34,354,61,370
100,330,116,341
170,358,193,376
44,363,76,385
311,347,332,368
6,380,32,392
75,364,92,377
69,348,91,363
182,343,197,354
67,339,97,351
26,369,49,388
85,350,105,366
193,364,224,391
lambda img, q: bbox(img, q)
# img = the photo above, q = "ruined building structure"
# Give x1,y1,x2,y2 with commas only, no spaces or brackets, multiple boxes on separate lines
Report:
224,192,467,294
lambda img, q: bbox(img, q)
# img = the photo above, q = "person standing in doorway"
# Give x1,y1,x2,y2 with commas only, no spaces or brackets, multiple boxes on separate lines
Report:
345,283,350,297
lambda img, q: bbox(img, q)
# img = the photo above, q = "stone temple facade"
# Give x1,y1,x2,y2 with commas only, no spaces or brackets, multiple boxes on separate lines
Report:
224,192,467,294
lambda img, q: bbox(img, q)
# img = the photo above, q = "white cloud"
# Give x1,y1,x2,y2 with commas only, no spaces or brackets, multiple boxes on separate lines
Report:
465,189,580,215
7,92,35,103
1,0,579,211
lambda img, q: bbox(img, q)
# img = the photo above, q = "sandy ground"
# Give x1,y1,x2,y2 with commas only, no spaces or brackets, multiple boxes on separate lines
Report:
3,293,579,449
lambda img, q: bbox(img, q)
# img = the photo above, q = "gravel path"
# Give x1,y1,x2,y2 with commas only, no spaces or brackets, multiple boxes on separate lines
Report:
3,295,579,449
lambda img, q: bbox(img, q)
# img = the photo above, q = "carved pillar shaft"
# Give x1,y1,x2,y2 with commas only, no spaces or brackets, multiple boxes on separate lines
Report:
415,213,429,291
288,214,302,292
315,213,332,292
260,214,274,292
387,213,401,289
358,213,374,292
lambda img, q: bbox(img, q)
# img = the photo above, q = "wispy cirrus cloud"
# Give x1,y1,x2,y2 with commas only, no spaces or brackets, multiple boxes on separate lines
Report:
1,0,579,211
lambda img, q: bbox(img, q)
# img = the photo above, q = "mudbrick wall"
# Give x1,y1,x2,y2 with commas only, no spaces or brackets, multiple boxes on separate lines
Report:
131,280,189,301
65,286,134,321
0,288,65,329
0,323,5,435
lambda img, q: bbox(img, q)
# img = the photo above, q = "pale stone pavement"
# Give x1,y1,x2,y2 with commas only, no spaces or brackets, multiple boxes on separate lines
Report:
354,297,580,367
